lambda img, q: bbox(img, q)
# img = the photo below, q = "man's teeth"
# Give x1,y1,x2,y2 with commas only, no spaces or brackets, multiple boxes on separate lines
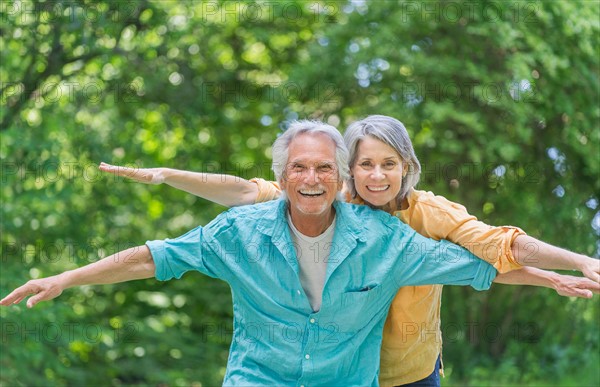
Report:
300,189,324,196
367,185,389,192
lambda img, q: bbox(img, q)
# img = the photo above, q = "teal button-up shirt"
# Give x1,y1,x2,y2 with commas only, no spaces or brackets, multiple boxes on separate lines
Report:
147,199,496,386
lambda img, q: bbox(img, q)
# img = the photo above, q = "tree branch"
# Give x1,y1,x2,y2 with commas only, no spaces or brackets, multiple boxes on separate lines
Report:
0,0,150,132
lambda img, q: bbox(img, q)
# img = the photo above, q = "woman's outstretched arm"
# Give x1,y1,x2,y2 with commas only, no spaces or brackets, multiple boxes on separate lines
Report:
99,162,260,207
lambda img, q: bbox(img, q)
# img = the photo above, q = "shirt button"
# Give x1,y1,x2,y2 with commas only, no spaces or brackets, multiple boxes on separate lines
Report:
305,354,310,359
309,318,316,324
300,385,305,387
297,290,301,295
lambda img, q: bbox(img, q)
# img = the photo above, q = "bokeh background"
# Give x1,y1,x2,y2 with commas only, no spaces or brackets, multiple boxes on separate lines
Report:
1,1,599,385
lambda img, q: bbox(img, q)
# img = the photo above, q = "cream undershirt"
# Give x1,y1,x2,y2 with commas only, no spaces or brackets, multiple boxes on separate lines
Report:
286,213,336,312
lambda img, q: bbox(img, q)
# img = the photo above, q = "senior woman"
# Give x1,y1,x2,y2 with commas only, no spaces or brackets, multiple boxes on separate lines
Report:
100,115,599,386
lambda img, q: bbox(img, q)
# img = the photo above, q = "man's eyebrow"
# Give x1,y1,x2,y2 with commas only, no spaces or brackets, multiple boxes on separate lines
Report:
289,159,335,164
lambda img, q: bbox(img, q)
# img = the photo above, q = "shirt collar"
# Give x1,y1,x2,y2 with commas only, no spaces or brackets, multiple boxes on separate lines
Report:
255,199,367,243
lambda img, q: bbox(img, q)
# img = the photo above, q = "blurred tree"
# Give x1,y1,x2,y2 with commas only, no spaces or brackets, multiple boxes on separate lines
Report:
1,1,598,385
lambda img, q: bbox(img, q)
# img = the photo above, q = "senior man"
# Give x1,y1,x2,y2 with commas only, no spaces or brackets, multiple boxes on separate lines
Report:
2,121,498,385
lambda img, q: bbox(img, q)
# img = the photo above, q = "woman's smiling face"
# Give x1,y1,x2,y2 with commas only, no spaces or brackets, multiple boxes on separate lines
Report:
350,136,406,210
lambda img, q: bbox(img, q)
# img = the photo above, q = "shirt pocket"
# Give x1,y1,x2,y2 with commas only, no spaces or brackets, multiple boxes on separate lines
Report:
337,285,383,332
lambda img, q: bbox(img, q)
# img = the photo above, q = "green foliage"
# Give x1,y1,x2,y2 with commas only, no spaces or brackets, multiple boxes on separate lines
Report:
1,0,598,385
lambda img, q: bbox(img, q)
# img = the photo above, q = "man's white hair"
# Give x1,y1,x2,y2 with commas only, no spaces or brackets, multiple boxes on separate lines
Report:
271,120,350,185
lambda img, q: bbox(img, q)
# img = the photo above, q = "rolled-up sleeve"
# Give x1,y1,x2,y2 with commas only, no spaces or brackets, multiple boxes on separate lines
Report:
446,223,525,273
403,191,526,273
146,226,223,281
250,178,281,203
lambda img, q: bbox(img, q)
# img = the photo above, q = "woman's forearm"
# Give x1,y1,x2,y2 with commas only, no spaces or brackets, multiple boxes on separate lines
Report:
511,235,599,282
99,163,259,207
161,168,259,207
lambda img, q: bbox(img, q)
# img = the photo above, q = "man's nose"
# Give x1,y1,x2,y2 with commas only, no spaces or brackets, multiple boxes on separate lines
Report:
304,167,320,184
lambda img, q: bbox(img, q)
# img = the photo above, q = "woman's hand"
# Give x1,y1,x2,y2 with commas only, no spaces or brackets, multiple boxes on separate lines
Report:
99,162,166,184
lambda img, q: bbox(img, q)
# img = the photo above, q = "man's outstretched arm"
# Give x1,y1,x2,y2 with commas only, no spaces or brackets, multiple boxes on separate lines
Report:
494,267,600,298
0,245,155,308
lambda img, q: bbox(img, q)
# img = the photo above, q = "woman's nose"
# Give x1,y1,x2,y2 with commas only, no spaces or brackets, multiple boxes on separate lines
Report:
371,166,384,180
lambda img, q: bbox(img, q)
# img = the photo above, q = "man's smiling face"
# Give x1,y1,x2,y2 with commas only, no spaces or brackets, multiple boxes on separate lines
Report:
280,132,342,222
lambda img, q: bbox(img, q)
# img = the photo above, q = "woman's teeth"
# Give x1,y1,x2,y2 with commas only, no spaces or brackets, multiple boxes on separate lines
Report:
367,185,389,192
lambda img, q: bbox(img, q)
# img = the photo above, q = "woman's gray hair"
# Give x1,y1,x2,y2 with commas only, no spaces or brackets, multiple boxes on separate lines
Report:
272,120,350,184
344,115,421,201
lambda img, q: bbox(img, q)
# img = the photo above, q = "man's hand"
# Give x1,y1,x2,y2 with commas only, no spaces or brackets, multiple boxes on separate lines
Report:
99,162,165,184
1,246,155,310
552,274,600,298
0,275,66,308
